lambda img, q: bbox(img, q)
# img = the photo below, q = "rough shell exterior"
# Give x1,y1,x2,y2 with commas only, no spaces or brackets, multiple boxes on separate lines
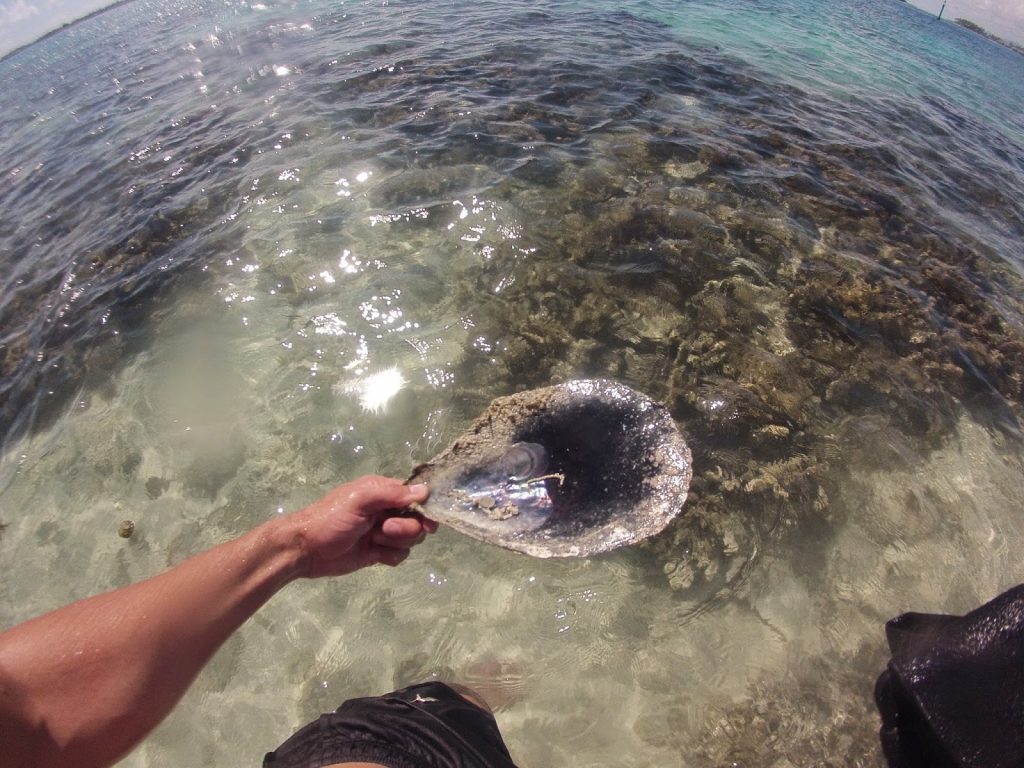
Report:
408,379,692,558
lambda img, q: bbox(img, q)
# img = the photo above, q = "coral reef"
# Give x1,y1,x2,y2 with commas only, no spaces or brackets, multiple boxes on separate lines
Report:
3,14,1023,763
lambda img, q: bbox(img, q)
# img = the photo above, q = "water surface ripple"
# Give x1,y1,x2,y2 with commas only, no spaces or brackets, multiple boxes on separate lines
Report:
1,0,1024,765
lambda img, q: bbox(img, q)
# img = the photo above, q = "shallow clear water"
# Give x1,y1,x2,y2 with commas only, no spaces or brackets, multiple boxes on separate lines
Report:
2,0,1024,765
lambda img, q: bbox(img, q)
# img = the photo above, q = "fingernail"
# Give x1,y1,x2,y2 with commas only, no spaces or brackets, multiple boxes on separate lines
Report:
409,483,428,495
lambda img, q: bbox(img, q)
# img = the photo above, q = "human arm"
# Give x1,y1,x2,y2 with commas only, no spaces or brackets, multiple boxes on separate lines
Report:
0,476,434,768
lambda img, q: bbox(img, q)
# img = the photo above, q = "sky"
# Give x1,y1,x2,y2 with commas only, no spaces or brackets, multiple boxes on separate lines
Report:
0,0,112,57
907,0,1024,44
1,0,1023,58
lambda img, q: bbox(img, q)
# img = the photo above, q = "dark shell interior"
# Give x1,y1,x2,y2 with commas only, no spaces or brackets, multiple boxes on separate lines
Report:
408,380,692,558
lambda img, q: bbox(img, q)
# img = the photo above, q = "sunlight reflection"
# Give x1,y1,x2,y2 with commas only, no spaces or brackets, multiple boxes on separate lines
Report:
339,366,408,414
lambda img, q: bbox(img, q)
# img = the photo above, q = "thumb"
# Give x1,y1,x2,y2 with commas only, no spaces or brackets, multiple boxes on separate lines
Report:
344,478,430,517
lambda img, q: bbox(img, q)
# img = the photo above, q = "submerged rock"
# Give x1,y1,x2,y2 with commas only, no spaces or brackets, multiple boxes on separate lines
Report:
408,380,692,558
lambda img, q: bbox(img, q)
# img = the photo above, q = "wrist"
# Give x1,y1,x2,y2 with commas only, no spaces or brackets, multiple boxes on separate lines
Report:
256,514,312,586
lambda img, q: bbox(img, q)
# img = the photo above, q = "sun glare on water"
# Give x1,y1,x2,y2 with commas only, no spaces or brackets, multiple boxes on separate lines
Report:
343,367,408,414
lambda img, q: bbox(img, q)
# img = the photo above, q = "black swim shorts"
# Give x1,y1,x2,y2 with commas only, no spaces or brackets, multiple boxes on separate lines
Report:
263,682,519,768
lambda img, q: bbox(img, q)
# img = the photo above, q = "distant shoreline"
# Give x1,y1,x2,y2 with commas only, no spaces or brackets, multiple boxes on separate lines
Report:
3,0,1022,64
0,0,134,63
954,18,1024,56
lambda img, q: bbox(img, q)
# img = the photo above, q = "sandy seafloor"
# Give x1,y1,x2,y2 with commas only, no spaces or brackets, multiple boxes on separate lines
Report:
1,0,1024,765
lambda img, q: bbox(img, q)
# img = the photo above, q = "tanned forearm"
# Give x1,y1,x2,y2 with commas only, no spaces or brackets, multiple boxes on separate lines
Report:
0,517,304,768
0,477,431,768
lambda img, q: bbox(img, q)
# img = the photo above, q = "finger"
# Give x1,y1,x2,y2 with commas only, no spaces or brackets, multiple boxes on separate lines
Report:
344,479,430,517
372,532,423,557
406,483,430,503
380,515,427,538
386,508,439,534
352,475,405,489
355,477,431,504
374,547,411,567
373,517,427,548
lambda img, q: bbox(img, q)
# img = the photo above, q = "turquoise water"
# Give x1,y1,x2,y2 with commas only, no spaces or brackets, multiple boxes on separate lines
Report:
2,0,1024,765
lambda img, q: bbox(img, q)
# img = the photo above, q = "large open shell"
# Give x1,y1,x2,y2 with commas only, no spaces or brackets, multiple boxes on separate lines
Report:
408,380,692,558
